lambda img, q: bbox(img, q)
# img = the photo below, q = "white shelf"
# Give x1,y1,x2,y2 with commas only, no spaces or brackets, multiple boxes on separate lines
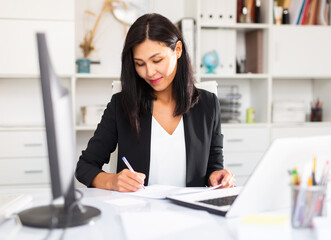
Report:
0,74,72,79
75,125,97,131
200,23,269,30
0,126,45,131
271,122,331,128
75,73,120,79
272,75,331,80
222,123,269,129
200,73,269,79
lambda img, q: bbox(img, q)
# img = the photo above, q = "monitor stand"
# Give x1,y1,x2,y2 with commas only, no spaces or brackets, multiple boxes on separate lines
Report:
18,203,101,228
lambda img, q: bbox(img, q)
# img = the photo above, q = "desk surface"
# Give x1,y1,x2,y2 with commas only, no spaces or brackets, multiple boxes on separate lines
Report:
0,187,328,240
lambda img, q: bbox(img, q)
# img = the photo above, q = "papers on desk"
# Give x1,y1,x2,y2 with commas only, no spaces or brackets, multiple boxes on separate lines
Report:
120,209,222,240
123,183,223,199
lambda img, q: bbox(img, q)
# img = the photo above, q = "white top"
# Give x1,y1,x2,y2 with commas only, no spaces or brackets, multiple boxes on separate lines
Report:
149,116,186,187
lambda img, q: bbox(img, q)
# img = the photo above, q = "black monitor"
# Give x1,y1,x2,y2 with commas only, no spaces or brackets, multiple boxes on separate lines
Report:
18,33,100,228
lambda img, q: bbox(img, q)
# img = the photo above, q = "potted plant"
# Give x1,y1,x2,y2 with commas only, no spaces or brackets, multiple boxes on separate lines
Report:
77,0,128,73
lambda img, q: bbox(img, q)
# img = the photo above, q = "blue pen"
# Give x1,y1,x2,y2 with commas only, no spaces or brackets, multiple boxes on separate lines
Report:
122,156,145,189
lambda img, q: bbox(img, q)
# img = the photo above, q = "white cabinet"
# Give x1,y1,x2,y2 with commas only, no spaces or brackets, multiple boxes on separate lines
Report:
0,0,74,187
271,124,331,141
0,0,74,20
1,0,331,187
0,20,74,75
0,130,50,186
222,126,269,186
271,26,331,76
222,127,269,152
0,131,47,158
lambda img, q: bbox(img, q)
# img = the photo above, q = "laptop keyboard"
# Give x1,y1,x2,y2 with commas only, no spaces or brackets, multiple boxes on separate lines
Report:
198,195,237,207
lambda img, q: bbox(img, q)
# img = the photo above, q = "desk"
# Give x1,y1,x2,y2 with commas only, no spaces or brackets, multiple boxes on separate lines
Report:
0,187,329,240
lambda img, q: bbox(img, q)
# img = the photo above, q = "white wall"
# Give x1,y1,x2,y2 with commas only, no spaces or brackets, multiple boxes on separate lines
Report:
75,0,188,75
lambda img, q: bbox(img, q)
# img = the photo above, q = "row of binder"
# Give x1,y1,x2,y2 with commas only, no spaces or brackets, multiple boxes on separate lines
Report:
199,0,237,25
283,0,331,25
200,28,236,75
177,20,263,75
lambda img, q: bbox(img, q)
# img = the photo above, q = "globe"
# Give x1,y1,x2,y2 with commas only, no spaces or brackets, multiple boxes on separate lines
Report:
203,50,219,74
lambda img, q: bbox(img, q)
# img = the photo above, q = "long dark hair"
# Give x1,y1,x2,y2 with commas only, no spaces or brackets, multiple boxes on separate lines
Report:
121,13,199,137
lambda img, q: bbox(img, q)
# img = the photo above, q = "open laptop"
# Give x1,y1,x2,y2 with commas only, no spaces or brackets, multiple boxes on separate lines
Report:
168,135,331,217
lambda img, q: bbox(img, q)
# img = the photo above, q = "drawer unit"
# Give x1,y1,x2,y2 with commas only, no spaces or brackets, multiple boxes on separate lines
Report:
0,131,47,158
222,127,269,152
224,152,264,177
0,158,49,185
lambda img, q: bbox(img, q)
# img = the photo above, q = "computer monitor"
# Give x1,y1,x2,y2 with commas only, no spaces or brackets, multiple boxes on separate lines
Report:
18,33,101,228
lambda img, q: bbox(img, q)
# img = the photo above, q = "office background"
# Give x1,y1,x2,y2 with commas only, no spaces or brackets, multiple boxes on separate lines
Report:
1,0,331,189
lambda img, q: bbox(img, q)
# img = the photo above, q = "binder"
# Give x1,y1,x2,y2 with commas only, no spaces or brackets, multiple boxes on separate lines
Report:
245,30,263,74
177,18,196,71
228,0,237,24
220,0,237,24
200,0,236,25
200,0,216,25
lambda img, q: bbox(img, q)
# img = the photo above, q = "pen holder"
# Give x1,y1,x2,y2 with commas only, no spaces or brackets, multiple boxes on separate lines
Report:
311,107,322,122
291,185,327,228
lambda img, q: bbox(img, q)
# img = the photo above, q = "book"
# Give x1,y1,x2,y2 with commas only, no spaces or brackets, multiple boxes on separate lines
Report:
316,0,328,25
245,30,263,74
300,0,311,25
289,0,305,24
308,0,319,25
297,0,307,24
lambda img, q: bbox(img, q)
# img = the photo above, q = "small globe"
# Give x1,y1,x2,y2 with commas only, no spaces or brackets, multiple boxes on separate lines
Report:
203,50,219,74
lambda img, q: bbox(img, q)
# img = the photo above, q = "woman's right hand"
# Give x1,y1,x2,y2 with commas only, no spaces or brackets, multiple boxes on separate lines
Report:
111,169,146,192
92,170,146,192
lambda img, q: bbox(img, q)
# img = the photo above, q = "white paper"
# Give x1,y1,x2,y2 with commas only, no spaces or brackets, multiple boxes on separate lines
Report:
123,184,222,199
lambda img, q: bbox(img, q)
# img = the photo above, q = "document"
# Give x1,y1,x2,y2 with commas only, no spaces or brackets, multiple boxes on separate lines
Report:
123,184,223,199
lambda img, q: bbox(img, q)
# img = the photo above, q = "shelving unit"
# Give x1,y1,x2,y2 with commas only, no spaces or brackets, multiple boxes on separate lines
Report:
1,0,331,187
191,0,331,185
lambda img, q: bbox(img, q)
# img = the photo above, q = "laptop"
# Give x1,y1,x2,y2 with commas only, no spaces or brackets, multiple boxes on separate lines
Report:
167,135,331,217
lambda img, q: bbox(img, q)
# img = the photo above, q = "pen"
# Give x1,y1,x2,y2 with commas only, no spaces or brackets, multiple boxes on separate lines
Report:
122,156,145,189
312,156,317,185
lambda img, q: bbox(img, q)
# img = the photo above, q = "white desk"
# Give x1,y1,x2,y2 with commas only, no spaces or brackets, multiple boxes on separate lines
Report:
0,187,329,240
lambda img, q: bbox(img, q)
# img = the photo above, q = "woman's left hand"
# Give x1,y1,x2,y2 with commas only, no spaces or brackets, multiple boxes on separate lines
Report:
208,169,235,188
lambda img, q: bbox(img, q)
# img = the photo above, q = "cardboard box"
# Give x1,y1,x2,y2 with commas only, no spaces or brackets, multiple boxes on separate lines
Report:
272,101,306,123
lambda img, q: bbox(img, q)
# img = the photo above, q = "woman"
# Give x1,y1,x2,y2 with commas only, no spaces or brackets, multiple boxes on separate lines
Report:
75,13,235,192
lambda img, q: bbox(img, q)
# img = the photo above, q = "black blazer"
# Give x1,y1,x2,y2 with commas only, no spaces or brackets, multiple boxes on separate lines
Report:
75,89,224,187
